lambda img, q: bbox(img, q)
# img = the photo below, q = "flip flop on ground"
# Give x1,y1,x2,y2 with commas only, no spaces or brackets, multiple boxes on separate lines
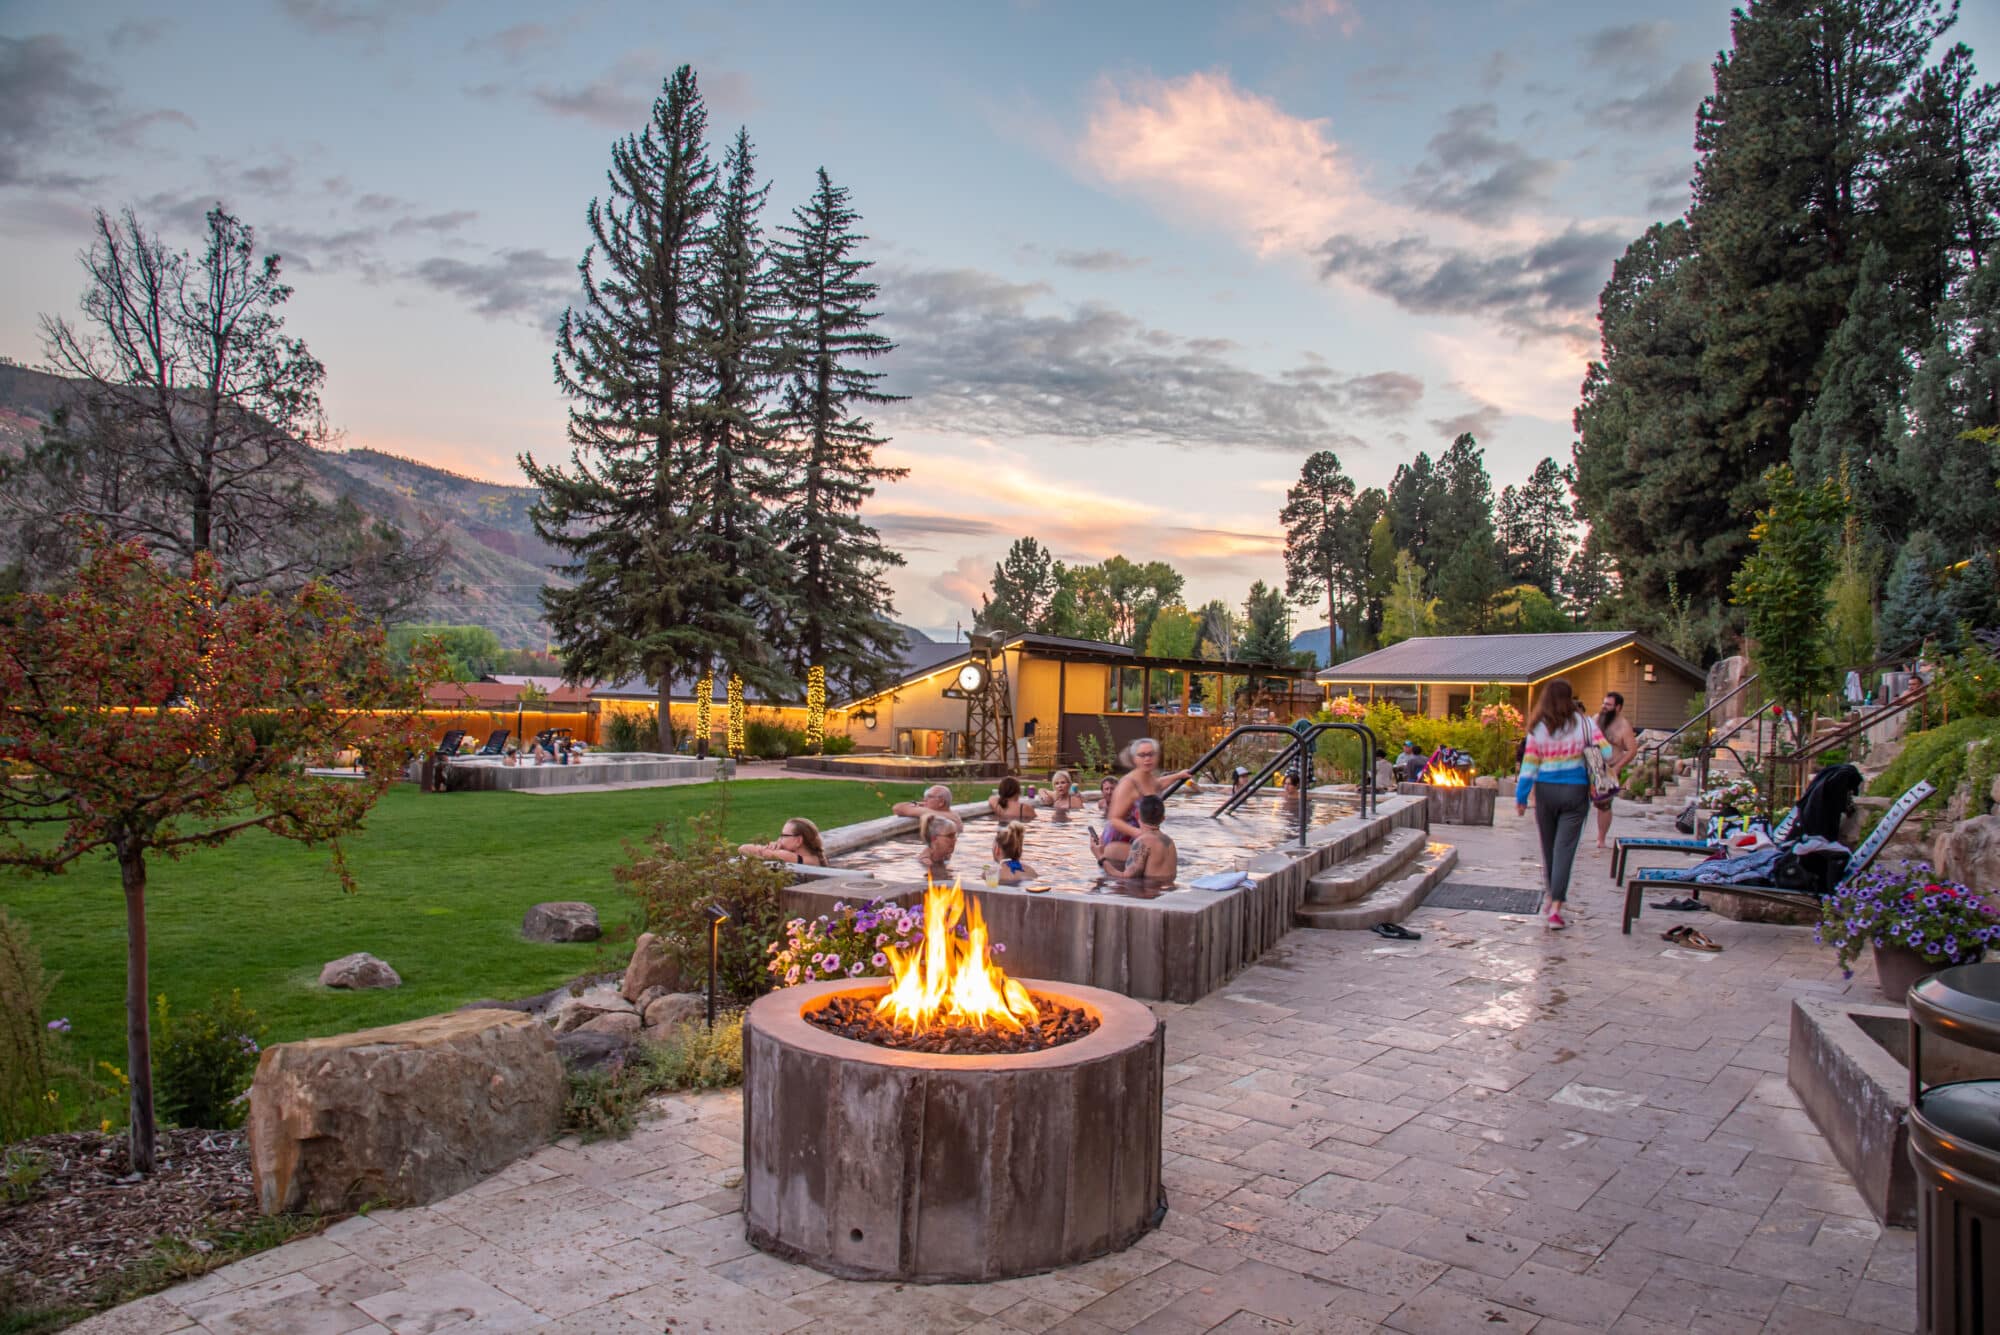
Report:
1651,897,1704,912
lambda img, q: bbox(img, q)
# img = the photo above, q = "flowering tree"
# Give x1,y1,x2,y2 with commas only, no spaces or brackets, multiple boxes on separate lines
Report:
0,539,433,1172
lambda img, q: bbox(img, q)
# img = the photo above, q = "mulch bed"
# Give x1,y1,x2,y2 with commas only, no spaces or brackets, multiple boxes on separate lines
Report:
0,1129,256,1311
807,995,1100,1054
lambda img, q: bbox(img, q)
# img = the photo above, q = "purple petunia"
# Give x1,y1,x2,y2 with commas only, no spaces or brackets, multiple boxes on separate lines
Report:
872,952,888,967
48,1018,70,1034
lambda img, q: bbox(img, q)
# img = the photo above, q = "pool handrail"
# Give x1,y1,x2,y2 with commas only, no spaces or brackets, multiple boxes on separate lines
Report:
1164,721,1379,839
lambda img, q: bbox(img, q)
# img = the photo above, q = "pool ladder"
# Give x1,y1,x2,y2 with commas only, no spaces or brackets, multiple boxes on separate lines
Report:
1164,721,1380,846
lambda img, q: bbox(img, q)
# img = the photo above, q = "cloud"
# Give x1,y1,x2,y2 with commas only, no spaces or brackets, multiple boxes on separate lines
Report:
1584,21,1672,70
1406,103,1560,222
408,248,575,325
465,21,559,62
1315,226,1623,340
1053,248,1147,272
1077,70,1359,255
108,17,168,48
1644,162,1692,216
1591,62,1708,133
876,265,1424,452
276,0,446,35
1427,403,1503,442
390,209,479,235
928,555,989,613
509,56,754,132
0,33,191,188
871,512,1006,541
1277,0,1358,33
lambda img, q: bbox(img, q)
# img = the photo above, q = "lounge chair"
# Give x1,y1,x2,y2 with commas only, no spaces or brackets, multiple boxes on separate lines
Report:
434,729,469,757
1609,807,1798,882
473,728,511,757
1620,780,1935,935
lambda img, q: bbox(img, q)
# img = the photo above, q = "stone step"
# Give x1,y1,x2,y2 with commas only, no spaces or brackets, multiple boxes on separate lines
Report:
1295,842,1459,930
1305,828,1427,906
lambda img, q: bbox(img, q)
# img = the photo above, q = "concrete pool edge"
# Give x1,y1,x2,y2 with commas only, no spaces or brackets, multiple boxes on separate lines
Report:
781,794,1430,1004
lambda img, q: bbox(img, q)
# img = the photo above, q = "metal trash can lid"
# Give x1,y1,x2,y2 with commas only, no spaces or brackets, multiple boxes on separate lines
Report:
1908,963,2000,1057
1913,1080,2000,1153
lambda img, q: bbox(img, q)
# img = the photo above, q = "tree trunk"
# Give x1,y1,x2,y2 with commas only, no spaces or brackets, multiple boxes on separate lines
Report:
119,843,157,1175
656,673,675,754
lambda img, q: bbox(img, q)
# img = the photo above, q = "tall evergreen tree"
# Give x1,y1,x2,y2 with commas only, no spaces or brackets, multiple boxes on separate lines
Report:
771,167,909,697
1561,528,1617,623
687,127,791,697
1879,529,1953,654
1239,580,1293,666
1280,450,1356,649
1387,452,1445,579
976,537,1061,635
1435,532,1500,634
1496,458,1577,594
524,65,720,748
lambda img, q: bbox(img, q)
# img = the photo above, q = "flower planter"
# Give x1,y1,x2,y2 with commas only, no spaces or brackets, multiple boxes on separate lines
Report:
1874,943,1951,1003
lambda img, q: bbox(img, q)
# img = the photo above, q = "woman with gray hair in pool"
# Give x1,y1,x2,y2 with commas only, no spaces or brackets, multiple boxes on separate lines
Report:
1090,738,1196,868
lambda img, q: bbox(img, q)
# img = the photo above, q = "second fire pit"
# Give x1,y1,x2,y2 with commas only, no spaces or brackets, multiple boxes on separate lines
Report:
1399,770,1496,825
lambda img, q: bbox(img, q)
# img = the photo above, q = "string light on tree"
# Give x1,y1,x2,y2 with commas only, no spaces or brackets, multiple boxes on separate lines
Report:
695,671,714,749
727,674,745,755
805,666,826,751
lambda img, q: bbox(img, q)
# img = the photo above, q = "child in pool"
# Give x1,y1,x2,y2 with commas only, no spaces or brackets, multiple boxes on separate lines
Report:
989,820,1036,885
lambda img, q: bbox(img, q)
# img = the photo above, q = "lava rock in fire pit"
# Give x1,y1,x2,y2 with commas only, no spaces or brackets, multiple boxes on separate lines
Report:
807,994,1100,1055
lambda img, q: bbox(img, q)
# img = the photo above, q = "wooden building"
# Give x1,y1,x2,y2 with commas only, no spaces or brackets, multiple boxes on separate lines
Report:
1315,631,1704,731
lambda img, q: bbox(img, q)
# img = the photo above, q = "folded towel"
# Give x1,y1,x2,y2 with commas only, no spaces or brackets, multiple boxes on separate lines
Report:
1190,872,1253,891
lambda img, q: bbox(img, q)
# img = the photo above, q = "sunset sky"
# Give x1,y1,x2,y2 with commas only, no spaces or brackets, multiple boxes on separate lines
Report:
7,1,1995,638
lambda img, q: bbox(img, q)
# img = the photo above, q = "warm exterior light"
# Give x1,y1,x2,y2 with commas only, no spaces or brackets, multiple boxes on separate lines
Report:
695,670,714,748
805,665,827,751
727,674,745,755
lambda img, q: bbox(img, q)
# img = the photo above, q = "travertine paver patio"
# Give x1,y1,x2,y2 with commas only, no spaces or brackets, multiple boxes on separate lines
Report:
78,803,1917,1334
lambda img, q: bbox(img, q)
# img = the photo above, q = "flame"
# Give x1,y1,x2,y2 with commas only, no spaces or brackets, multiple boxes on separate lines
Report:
1421,763,1470,788
875,879,1039,1032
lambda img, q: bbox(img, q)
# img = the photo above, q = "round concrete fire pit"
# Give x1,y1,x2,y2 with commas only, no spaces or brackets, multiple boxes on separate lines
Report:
742,977,1165,1283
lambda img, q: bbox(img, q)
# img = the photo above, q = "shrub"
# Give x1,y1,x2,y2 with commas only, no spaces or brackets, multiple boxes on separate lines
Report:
614,788,793,1002
1869,717,2000,830
1937,638,2000,721
0,910,84,1144
646,1015,744,1092
154,991,266,1129
560,1018,747,1141
821,734,857,756
602,710,656,753
3,1144,47,1204
744,719,808,760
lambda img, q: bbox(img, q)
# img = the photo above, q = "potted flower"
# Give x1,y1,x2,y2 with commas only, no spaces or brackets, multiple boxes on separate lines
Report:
1697,775,1759,817
1816,860,1999,1001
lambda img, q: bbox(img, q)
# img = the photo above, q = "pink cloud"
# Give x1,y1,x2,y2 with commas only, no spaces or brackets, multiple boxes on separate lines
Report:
927,555,989,616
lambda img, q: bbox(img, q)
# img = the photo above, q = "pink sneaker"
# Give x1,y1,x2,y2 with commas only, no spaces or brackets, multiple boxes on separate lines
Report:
1547,911,1567,930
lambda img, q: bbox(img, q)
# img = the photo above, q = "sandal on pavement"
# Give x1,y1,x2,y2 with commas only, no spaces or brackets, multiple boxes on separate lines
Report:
1661,925,1693,944
1651,897,1704,912
1678,928,1722,952
1371,922,1422,941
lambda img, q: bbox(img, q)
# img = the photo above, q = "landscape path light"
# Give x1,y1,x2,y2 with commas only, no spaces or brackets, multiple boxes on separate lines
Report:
705,903,731,1030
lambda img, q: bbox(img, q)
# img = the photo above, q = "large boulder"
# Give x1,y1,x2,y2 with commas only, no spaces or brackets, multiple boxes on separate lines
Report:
642,992,704,1041
319,953,400,989
578,1010,641,1038
555,1029,633,1072
522,902,601,943
1707,655,1750,706
1937,814,2000,894
620,931,683,1001
247,1010,563,1215
546,991,636,1035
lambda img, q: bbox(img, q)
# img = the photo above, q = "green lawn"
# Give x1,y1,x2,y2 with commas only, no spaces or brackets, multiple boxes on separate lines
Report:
4,778,977,1075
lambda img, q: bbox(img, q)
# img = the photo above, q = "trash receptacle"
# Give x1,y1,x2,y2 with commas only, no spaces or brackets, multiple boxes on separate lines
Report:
1906,963,2000,1335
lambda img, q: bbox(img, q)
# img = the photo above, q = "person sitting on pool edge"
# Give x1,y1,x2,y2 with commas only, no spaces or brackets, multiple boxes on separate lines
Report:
987,775,1037,824
891,785,960,879
1036,770,1088,811
1094,794,1177,884
738,817,827,867
989,821,1036,885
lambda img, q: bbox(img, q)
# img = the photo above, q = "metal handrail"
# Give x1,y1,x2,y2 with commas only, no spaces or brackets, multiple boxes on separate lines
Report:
1165,720,1380,842
1634,670,1761,796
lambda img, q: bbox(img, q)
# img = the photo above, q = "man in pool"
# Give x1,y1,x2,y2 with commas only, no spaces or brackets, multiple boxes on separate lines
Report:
891,785,960,879
1096,794,1177,885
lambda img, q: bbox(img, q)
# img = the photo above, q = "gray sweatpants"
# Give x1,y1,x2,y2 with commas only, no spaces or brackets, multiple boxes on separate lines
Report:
1532,782,1590,904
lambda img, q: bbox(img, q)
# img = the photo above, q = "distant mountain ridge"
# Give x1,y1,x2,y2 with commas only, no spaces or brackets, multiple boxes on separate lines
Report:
0,363,558,645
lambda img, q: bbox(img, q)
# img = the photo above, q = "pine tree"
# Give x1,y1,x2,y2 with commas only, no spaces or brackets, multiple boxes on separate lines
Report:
1496,458,1577,594
1387,453,1445,579
771,167,908,698
976,537,1061,635
1436,531,1501,634
1880,530,1953,654
1280,450,1356,651
1364,508,1396,642
1730,464,1847,711
1240,581,1294,667
1561,528,1617,623
524,65,720,748
687,127,792,697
